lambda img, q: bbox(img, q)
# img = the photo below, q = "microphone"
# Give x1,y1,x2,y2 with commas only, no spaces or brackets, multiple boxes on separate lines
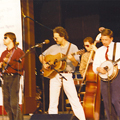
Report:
15,42,19,46
22,11,27,18
15,42,19,49
35,39,50,48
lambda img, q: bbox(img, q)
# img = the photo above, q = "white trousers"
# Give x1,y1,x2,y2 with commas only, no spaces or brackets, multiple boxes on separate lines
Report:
48,73,86,120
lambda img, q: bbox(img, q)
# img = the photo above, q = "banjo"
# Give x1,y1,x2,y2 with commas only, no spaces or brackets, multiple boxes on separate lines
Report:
98,58,120,81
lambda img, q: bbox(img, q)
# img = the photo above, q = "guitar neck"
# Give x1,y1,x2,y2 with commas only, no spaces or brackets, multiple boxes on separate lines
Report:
57,56,67,62
57,53,76,62
57,49,84,62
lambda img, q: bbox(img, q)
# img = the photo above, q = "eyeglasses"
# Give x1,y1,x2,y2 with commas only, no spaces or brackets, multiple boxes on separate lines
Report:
4,37,7,39
84,45,89,47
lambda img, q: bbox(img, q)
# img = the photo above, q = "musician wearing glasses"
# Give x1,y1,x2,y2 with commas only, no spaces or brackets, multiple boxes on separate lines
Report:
93,28,120,120
79,37,97,77
39,26,86,120
0,32,24,120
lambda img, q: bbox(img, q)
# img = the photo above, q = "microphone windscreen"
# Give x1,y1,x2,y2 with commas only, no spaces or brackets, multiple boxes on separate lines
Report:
44,39,50,44
15,42,19,46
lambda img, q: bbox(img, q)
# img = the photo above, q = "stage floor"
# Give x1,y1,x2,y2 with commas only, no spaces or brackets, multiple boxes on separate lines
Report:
0,115,31,120
0,114,108,120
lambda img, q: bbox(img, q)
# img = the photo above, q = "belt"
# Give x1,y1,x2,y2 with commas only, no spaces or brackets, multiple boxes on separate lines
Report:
3,73,21,76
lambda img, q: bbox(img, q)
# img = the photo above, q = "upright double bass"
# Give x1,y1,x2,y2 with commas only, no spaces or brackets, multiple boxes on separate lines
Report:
81,38,101,120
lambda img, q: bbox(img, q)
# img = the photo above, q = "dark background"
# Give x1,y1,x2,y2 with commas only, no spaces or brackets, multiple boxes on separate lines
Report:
32,0,120,111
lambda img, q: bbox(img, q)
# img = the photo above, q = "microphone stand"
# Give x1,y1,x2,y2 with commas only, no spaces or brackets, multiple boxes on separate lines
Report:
45,62,67,81
22,13,53,31
18,45,42,63
22,13,67,114
40,44,46,114
22,12,52,114
21,13,26,117
40,52,67,114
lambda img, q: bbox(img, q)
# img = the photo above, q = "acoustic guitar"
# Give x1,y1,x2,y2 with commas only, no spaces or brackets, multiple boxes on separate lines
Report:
42,49,85,79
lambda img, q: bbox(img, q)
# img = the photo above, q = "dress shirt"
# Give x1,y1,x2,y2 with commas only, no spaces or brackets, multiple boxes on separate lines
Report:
93,42,120,74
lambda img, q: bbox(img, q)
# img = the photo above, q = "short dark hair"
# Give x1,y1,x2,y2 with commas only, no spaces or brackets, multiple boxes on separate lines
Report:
53,26,69,40
4,32,16,45
83,37,94,44
101,28,113,38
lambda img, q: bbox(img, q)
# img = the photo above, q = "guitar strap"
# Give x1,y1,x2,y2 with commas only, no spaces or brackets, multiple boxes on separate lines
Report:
65,43,71,55
112,42,116,62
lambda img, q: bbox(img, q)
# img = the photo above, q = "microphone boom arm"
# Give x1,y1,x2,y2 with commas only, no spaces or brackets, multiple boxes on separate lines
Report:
23,13,53,31
18,45,37,63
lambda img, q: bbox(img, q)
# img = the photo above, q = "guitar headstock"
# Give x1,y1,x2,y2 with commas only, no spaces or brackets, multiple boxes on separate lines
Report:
76,49,85,55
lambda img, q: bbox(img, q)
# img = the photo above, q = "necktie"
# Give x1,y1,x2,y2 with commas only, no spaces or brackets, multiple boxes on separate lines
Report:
105,46,109,60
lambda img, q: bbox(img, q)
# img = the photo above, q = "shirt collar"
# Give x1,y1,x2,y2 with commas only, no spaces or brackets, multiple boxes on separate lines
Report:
6,46,15,52
105,41,114,48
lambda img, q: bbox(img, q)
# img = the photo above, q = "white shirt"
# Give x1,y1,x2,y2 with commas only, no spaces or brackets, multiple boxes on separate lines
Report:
93,42,120,74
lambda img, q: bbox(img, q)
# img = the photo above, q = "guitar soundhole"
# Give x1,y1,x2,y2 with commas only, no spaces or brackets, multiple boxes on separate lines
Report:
54,59,58,65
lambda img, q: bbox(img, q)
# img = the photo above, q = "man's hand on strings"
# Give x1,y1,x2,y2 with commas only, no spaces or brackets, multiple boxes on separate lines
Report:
67,54,74,61
91,45,97,51
97,67,107,74
39,55,50,69
67,54,78,67
3,57,9,63
43,62,50,70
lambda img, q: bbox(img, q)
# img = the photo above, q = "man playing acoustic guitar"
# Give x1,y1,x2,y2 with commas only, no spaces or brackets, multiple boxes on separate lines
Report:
39,26,86,120
93,28,120,120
